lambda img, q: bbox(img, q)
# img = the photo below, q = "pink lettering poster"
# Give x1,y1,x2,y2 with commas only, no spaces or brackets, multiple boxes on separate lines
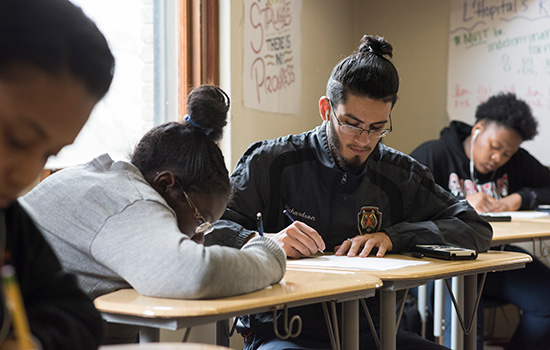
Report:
243,0,302,114
447,0,550,164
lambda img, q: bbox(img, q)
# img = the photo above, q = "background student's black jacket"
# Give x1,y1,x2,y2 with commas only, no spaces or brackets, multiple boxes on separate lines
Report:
1,202,103,350
411,120,550,210
208,122,492,343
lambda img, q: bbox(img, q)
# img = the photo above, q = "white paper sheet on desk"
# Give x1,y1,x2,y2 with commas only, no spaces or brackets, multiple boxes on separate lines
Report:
287,255,429,271
485,211,550,219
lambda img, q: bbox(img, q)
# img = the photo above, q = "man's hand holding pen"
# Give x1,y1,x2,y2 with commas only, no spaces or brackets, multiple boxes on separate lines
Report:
267,220,326,259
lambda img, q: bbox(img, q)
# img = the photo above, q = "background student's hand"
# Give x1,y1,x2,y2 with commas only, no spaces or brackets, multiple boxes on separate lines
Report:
334,232,393,257
466,192,499,213
267,221,326,258
466,192,522,213
493,193,522,212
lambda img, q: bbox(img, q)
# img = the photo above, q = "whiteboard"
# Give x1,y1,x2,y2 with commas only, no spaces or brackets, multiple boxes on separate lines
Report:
447,0,550,165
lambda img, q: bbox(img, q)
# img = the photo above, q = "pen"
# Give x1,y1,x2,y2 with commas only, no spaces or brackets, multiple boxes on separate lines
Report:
1,265,34,350
256,212,264,236
283,210,324,254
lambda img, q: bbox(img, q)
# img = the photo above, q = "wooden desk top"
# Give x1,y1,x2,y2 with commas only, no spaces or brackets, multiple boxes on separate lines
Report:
365,251,530,281
94,269,382,318
288,251,531,285
491,219,550,245
496,211,550,221
99,343,233,350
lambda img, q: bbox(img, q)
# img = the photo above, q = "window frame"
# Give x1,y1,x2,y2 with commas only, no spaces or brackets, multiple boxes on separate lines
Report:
179,0,219,120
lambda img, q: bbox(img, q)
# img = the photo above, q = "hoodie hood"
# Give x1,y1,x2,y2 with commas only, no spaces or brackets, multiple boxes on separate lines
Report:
440,120,472,155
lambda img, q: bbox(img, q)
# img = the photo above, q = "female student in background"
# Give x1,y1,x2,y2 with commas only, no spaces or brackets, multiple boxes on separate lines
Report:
411,93,550,349
20,85,287,343
0,0,115,349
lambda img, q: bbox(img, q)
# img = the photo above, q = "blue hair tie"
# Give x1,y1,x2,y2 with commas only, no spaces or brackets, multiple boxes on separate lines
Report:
184,114,213,136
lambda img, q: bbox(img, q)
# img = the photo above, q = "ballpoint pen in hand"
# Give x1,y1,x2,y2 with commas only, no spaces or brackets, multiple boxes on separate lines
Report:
283,210,324,254
256,212,264,236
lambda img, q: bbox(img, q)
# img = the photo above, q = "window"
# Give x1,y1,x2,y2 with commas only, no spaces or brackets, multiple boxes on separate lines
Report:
47,0,179,168
179,0,219,116
46,0,219,170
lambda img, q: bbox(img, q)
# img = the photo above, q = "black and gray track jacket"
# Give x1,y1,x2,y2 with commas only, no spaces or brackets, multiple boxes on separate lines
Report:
211,122,492,253
209,122,492,340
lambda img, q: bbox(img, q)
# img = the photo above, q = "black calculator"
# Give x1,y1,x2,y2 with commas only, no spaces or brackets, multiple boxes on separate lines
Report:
411,244,478,260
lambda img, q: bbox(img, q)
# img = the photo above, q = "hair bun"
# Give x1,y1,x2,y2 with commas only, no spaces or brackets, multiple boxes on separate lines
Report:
358,35,393,58
186,85,230,142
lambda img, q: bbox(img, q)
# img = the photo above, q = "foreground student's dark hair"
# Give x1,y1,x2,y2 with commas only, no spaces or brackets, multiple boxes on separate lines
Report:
0,0,115,100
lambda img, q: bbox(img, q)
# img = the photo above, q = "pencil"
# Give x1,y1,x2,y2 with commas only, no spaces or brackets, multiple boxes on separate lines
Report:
1,265,35,350
256,212,264,236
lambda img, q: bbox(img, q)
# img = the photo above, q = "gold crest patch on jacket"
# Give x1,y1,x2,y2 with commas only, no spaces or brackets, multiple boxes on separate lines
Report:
357,207,382,234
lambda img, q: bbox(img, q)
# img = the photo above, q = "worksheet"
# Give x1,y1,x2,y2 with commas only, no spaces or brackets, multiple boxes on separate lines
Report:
485,211,549,219
287,255,429,271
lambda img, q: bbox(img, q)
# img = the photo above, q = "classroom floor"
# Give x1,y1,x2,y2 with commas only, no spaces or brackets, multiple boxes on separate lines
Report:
482,303,519,350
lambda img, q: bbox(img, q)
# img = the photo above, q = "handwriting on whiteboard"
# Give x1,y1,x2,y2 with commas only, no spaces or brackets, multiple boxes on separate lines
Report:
243,0,302,114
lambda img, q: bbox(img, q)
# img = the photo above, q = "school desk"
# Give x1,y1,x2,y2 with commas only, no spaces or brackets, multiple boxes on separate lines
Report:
420,217,550,348
287,251,531,350
94,269,382,350
490,218,550,247
99,343,233,350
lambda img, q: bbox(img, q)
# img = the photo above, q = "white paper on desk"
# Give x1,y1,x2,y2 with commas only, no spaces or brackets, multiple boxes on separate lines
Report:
287,255,429,271
485,211,550,219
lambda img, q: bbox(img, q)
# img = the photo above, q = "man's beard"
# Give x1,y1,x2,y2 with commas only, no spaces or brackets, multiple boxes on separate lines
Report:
327,122,366,175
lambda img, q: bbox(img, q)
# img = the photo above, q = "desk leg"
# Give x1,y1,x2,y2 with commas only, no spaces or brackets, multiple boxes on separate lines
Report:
380,290,396,350
139,327,160,343
417,285,427,338
451,276,464,350
342,300,359,350
216,320,230,346
433,279,445,344
464,275,477,350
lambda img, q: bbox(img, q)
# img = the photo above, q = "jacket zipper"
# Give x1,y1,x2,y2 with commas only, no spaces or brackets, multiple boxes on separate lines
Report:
341,173,347,201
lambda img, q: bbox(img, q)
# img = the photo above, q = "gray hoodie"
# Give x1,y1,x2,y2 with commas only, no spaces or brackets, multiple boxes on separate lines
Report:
20,153,286,300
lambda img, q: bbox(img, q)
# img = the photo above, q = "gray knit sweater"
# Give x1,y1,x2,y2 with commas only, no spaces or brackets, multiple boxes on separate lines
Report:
20,154,286,299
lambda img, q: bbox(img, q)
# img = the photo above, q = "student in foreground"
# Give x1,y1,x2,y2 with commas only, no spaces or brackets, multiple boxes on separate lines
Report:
0,0,115,349
20,85,286,343
411,92,550,350
210,35,492,350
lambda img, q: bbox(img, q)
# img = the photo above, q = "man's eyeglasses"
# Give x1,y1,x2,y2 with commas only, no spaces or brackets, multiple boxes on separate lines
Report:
329,100,392,138
182,189,214,235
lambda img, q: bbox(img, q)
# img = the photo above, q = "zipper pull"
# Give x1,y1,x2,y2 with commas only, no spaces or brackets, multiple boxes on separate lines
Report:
341,173,347,185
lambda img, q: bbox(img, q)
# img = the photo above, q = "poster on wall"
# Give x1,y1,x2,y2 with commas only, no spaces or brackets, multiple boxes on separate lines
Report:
243,0,302,115
447,0,550,164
